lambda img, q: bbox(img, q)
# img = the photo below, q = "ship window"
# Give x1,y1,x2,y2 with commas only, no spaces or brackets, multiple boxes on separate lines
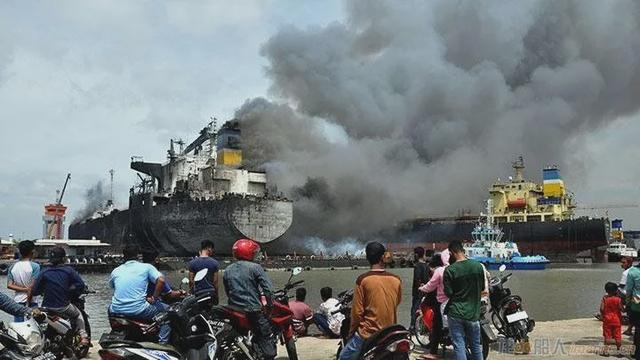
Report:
518,185,522,190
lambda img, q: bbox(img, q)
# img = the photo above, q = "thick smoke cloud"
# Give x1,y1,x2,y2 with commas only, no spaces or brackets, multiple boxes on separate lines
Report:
235,0,640,246
73,182,109,223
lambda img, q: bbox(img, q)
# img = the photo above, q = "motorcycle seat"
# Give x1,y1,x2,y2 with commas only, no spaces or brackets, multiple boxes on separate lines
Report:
360,325,409,353
222,304,246,314
108,315,153,328
42,307,72,320
138,341,181,357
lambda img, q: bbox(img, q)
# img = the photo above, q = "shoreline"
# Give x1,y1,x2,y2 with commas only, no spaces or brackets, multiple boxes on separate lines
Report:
87,317,628,359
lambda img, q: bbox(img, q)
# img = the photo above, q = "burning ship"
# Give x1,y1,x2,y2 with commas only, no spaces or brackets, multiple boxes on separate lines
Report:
69,121,293,256
394,157,608,262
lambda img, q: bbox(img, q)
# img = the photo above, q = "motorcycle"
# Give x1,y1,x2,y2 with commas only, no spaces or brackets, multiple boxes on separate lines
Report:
42,289,94,359
414,294,494,359
334,289,414,360
99,269,221,359
0,314,55,360
212,266,303,360
488,264,535,354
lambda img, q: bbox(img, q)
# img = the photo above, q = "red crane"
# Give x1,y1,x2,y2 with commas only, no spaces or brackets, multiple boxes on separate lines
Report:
43,173,71,239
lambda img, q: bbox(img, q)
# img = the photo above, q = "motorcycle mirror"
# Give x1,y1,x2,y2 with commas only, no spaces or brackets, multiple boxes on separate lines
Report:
194,268,208,282
292,267,303,276
498,264,507,272
181,277,189,285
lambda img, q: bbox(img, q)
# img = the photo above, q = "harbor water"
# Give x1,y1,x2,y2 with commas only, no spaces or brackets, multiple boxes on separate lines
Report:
0,262,624,337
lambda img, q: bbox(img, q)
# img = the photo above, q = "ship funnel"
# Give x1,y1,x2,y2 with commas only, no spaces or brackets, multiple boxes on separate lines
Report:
512,156,525,182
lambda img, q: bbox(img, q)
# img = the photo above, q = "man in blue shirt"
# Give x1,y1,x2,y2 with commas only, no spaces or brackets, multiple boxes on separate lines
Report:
142,249,184,303
188,240,220,303
109,244,170,344
30,247,88,345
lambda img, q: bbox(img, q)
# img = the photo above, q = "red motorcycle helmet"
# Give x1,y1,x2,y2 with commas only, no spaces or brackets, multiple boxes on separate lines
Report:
232,238,260,261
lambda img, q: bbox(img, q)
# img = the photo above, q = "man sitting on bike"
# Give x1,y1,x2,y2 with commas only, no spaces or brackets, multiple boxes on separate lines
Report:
223,238,276,360
339,242,402,360
0,291,39,320
109,244,171,344
142,249,184,304
30,247,89,346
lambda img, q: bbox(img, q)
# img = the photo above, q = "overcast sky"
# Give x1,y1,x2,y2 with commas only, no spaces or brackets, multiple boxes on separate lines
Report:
1,1,639,240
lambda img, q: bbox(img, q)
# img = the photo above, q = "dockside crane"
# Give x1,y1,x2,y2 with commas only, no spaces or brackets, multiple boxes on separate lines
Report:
43,173,71,239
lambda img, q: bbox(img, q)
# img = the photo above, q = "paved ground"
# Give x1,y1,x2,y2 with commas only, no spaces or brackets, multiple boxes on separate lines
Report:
87,318,633,359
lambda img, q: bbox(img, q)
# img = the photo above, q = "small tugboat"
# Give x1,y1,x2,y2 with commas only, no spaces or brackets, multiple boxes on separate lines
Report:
606,219,638,262
465,200,550,270
606,243,638,262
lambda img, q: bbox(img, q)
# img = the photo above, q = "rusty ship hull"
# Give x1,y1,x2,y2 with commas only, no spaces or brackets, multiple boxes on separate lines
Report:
69,193,293,256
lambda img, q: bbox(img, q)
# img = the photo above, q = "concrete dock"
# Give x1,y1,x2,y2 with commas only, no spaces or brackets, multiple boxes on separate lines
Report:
85,318,633,359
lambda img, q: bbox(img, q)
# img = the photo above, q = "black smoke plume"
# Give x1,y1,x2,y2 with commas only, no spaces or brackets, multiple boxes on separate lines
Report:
73,181,109,223
235,0,640,246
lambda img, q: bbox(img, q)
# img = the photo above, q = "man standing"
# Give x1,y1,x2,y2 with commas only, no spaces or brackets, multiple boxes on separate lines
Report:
188,240,220,303
7,240,40,321
109,244,171,344
626,262,640,359
410,247,429,332
30,247,89,346
443,241,485,360
339,242,402,360
619,256,634,335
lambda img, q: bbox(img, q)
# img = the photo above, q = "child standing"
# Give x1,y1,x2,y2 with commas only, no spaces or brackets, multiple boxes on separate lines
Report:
601,281,624,355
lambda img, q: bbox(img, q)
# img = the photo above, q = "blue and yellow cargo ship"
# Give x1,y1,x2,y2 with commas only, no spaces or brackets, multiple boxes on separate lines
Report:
394,157,608,262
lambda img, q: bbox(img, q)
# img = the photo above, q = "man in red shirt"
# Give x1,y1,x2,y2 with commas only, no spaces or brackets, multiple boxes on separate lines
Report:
289,287,313,336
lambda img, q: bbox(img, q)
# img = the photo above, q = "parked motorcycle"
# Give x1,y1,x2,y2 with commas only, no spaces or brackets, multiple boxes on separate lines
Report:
99,269,221,359
0,315,55,360
212,266,303,360
42,289,94,359
488,265,535,354
414,295,494,359
334,289,414,360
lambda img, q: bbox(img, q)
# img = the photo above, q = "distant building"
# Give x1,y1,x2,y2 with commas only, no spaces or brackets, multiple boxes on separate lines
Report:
34,238,111,258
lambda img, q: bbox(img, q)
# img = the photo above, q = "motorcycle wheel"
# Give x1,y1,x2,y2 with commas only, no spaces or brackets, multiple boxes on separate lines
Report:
285,338,298,360
414,316,431,348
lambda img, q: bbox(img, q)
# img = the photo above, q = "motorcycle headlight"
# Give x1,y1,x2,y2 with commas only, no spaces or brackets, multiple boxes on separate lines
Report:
16,331,44,355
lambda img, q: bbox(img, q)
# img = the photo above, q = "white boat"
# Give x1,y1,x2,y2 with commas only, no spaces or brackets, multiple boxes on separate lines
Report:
464,200,550,270
606,242,637,261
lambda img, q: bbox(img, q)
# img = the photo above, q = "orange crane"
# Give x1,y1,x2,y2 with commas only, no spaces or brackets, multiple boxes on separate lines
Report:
43,173,71,239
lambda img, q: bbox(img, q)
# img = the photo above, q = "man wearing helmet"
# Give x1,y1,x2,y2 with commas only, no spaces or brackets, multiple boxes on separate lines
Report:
339,242,402,360
223,239,276,360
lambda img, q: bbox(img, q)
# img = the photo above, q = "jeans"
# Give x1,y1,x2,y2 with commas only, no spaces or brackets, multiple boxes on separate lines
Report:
448,316,483,360
247,311,276,360
136,302,171,344
49,304,88,338
410,294,421,330
339,333,364,360
14,302,37,322
430,301,443,355
629,310,640,359
314,313,339,338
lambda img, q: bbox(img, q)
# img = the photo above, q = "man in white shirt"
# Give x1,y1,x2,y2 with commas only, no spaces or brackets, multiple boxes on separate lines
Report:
7,240,40,321
313,287,345,338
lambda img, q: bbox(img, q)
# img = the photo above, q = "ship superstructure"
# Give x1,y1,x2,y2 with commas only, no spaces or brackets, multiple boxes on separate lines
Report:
489,156,575,223
69,120,293,255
